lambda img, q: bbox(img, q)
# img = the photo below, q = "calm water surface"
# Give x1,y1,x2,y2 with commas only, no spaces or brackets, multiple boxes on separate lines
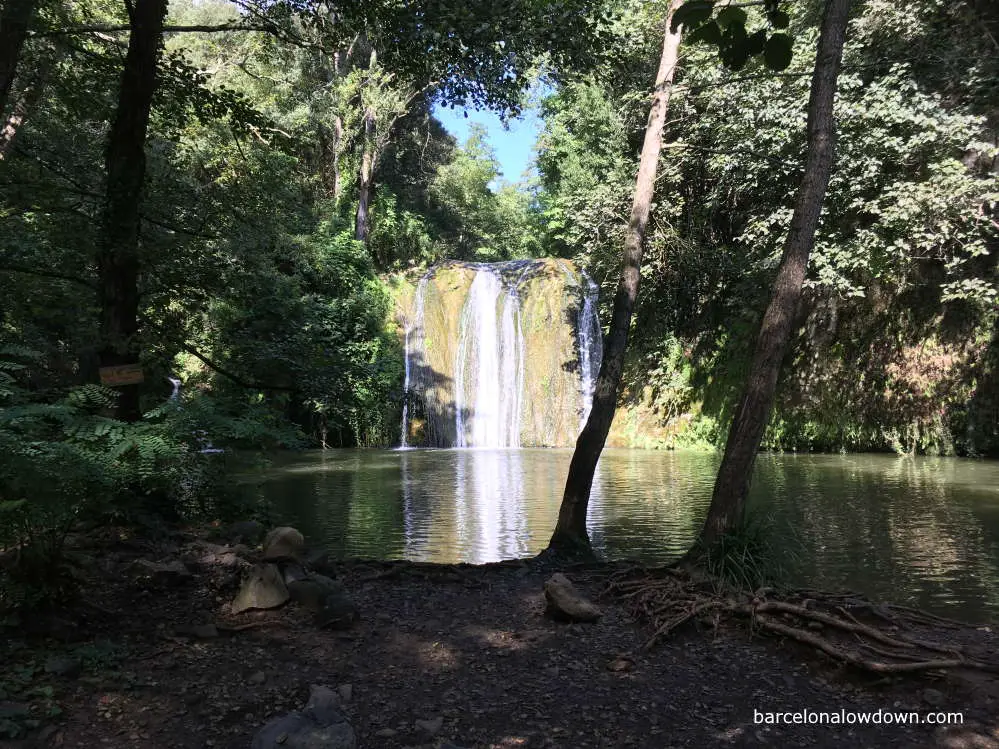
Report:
239,449,999,622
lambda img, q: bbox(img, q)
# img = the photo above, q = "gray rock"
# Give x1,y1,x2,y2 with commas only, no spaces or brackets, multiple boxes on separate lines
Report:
263,526,305,561
232,563,289,614
305,548,337,578
288,575,345,612
131,558,192,585
248,671,267,685
415,716,443,736
43,656,81,678
282,562,309,585
225,520,265,544
923,687,944,706
314,587,358,630
374,728,397,738
251,685,355,749
543,573,602,623
336,684,352,702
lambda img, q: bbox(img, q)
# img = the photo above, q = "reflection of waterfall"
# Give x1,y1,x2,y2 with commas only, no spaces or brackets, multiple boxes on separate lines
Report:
577,273,602,429
402,260,602,448
400,276,428,449
452,449,527,563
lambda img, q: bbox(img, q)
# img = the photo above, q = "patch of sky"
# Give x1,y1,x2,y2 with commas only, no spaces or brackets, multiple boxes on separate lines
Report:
433,102,543,187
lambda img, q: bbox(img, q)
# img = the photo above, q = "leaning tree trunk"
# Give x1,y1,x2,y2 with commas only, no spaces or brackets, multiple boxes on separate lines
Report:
0,0,36,116
0,55,52,159
354,105,375,243
698,0,852,546
96,0,168,422
546,5,683,557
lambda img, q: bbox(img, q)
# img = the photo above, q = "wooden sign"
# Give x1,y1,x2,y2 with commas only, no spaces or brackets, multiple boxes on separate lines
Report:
99,364,145,386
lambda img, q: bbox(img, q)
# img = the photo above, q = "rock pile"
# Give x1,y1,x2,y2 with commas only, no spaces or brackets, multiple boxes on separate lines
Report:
229,525,358,629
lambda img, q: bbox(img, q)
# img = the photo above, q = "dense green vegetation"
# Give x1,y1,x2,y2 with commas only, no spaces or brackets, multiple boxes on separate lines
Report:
540,1,998,457
1,0,997,597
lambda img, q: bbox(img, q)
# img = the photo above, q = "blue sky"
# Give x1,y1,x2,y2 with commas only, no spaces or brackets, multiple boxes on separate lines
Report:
433,104,543,185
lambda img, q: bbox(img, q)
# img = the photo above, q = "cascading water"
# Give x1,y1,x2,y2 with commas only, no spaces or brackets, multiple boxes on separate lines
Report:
401,259,601,448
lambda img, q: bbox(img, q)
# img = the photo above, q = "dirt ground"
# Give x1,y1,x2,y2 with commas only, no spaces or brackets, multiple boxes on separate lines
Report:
2,530,998,749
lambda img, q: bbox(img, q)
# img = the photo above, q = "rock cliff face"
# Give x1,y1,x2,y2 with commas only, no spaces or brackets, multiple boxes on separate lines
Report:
398,259,601,448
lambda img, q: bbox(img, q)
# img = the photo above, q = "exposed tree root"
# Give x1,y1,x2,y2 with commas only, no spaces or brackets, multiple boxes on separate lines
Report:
604,568,999,676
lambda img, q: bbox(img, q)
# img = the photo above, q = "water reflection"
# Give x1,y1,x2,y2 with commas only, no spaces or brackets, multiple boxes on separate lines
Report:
241,449,999,621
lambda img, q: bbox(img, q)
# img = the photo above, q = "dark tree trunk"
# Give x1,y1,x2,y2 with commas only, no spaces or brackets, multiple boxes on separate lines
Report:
0,0,36,116
546,6,683,557
698,0,852,545
97,0,168,422
354,105,375,243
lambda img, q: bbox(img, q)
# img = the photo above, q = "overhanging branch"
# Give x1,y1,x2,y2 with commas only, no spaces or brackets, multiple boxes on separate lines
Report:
181,345,297,392
0,263,96,288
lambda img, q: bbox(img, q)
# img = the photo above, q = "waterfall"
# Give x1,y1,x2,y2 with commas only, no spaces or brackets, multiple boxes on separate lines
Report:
455,268,517,447
402,259,601,448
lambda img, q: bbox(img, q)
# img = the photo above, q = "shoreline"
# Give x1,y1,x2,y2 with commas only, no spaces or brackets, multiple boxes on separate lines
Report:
2,525,998,748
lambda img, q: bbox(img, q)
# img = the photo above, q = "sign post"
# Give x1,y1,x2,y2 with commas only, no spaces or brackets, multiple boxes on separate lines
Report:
99,364,145,387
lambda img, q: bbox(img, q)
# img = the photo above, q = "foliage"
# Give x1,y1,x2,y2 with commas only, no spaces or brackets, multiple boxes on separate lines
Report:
688,508,796,591
0,343,301,608
536,0,999,456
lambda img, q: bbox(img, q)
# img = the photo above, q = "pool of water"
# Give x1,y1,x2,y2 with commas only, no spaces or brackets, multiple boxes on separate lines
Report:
238,448,999,622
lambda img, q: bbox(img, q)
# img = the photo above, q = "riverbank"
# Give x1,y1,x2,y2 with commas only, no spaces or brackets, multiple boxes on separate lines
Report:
2,527,998,749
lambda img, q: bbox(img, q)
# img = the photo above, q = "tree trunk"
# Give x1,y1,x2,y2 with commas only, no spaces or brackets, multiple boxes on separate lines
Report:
546,6,683,557
0,86,31,158
332,114,343,200
698,0,852,546
0,0,35,116
354,106,375,243
0,58,51,159
97,0,168,422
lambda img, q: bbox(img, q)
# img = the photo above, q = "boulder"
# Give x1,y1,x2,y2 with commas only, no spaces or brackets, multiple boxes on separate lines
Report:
305,548,338,578
251,685,356,749
288,575,344,612
282,562,309,585
232,563,289,614
263,526,305,561
225,520,265,545
543,573,602,623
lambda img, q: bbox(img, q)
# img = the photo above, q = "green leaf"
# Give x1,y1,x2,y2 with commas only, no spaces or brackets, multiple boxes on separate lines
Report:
672,0,715,31
0,499,27,513
763,33,794,71
689,20,722,45
769,10,791,29
715,6,747,29
745,29,768,56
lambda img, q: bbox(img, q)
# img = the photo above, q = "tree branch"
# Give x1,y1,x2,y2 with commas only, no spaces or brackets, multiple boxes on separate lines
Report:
35,22,282,36
0,263,95,288
181,345,297,392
